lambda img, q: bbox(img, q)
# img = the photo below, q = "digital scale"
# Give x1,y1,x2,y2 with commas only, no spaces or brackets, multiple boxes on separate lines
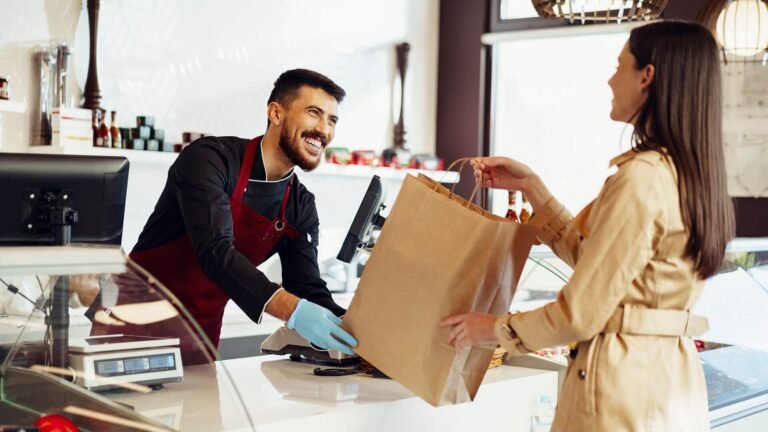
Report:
68,334,184,391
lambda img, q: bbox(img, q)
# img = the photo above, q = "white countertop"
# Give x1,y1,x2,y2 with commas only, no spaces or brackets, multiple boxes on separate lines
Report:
107,355,558,432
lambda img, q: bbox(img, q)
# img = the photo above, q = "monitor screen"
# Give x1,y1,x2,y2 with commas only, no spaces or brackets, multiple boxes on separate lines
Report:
337,175,385,263
0,152,129,246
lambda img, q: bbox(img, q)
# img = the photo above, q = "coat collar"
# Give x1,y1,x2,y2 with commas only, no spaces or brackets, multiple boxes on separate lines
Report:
609,146,669,168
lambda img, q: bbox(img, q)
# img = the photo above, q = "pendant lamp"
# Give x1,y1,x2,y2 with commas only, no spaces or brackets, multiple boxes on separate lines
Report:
531,0,668,24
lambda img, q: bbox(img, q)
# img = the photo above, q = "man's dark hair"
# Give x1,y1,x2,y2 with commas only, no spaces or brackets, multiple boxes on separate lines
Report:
268,69,346,106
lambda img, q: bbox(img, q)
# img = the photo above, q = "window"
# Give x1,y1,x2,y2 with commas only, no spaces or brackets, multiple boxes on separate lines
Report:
486,24,640,215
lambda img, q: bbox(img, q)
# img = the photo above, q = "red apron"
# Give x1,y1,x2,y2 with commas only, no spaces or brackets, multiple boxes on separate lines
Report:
119,137,297,364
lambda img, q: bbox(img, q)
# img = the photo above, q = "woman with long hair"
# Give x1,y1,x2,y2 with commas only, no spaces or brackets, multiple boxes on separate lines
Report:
441,20,734,430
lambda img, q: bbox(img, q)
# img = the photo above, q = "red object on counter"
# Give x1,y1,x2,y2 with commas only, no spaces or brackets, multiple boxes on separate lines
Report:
35,414,79,432
324,147,351,164
408,154,444,170
380,155,400,168
350,150,378,166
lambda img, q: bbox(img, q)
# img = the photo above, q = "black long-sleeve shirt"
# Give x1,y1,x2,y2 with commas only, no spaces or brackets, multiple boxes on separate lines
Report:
133,136,344,321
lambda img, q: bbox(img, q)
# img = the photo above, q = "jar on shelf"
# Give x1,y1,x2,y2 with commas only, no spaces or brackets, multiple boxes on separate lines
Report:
0,75,10,100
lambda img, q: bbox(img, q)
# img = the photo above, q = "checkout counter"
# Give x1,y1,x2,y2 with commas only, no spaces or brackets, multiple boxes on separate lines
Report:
1,241,768,431
107,355,557,431
0,245,557,431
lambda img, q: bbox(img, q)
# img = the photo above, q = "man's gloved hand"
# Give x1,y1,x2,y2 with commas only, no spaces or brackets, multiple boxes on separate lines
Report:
287,299,357,355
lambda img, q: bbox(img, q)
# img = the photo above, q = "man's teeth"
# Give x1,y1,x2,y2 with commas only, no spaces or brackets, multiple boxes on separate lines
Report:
303,137,322,149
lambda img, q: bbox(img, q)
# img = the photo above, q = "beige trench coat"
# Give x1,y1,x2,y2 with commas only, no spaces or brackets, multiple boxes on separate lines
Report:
495,149,710,431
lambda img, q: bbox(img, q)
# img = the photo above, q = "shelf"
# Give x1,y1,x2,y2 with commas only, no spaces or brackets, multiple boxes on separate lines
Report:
0,99,25,113
303,163,460,183
26,145,179,165
24,145,460,183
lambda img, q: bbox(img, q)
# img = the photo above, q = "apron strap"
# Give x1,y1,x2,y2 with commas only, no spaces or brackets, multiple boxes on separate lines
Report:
602,305,709,337
232,137,261,202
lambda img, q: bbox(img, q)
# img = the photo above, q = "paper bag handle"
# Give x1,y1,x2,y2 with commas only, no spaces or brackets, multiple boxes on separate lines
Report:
438,157,485,209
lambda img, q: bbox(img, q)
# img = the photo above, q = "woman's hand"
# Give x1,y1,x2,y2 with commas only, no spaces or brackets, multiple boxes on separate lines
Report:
440,312,499,350
471,157,552,209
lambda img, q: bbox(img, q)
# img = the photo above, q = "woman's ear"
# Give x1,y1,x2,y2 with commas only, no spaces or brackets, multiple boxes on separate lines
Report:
267,101,282,126
640,64,655,92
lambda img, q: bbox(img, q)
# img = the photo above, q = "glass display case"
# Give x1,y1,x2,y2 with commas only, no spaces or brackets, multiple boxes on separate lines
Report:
512,238,768,429
697,238,768,428
0,245,254,431
514,245,572,305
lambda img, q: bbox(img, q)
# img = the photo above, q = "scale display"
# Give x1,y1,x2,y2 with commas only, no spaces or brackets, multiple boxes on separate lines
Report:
95,353,176,377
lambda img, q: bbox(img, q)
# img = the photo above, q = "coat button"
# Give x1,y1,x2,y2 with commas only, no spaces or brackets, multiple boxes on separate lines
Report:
578,369,586,380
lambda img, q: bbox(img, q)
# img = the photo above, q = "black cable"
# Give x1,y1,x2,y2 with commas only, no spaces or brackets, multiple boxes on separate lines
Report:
1,276,54,365
0,277,40,309
313,367,360,377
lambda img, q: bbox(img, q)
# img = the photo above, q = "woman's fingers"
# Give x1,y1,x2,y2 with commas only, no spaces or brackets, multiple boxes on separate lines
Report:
446,326,458,345
456,334,470,350
442,314,470,347
453,331,471,350
447,321,466,344
474,168,498,188
440,314,466,326
443,314,481,350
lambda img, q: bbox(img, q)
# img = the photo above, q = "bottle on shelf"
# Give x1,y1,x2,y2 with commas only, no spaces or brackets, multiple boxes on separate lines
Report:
97,108,110,148
505,190,520,222
110,110,121,149
520,193,531,224
91,109,99,147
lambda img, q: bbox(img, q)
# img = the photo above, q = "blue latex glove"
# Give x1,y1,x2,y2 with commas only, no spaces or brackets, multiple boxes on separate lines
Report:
287,299,358,355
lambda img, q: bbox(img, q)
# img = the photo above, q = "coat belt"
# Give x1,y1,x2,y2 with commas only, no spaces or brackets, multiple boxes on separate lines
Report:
602,305,709,337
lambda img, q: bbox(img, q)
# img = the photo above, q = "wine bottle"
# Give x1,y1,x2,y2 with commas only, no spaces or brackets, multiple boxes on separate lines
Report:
97,108,110,148
110,110,121,149
91,109,99,147
520,194,531,224
505,191,520,222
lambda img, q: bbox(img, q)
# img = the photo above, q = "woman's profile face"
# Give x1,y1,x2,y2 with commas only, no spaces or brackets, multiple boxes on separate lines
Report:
607,41,653,124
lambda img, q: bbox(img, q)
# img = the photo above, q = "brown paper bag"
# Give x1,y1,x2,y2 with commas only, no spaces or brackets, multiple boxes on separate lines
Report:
342,168,538,406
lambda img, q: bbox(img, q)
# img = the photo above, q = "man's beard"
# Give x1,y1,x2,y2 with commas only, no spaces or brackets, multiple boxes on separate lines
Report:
279,128,324,171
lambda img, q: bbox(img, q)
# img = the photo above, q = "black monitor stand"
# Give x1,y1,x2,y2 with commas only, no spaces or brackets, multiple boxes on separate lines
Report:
48,205,78,369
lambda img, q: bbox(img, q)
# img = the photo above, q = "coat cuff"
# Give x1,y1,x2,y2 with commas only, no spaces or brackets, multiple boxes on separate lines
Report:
527,196,572,245
495,313,533,357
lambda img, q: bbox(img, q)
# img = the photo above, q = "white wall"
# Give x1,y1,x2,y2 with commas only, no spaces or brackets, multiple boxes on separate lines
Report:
0,0,82,149
0,0,438,154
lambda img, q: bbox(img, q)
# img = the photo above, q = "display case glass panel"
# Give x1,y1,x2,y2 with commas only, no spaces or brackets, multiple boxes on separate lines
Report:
0,245,254,431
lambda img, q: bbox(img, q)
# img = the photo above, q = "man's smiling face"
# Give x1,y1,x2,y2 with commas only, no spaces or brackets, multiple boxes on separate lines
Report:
277,85,339,171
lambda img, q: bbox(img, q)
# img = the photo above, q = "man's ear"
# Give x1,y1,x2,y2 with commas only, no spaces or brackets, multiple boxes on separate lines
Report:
267,101,282,126
640,64,655,92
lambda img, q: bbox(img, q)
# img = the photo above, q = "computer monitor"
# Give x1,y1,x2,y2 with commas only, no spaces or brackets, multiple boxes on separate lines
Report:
0,152,129,369
337,175,386,263
0,152,129,246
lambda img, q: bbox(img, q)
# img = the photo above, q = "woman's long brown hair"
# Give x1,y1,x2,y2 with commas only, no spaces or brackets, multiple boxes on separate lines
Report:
629,21,735,279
